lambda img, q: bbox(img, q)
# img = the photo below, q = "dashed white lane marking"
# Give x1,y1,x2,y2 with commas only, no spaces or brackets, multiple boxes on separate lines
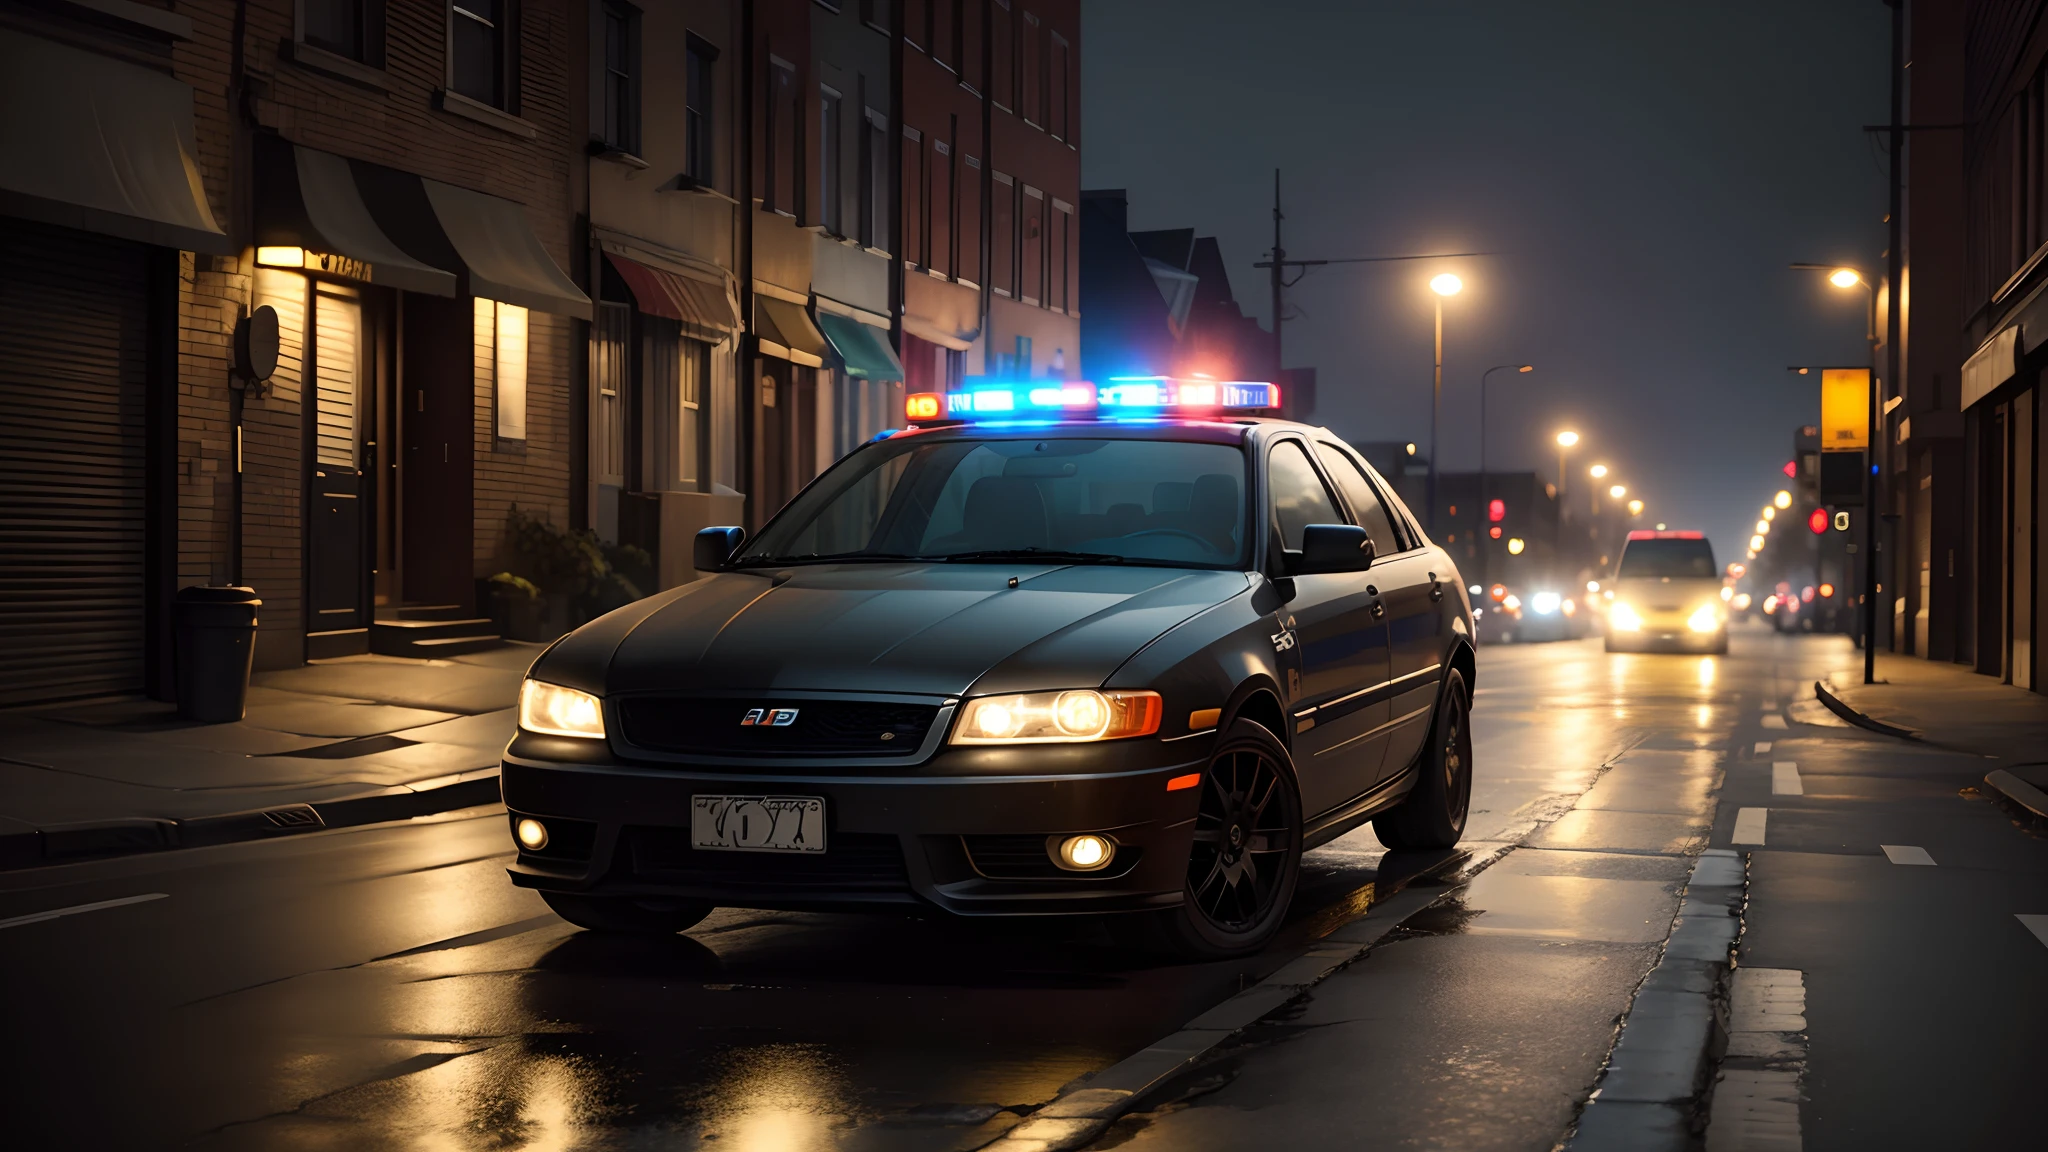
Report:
1761,714,1787,730
1880,844,1935,866
0,892,168,931
1754,741,1773,754
2019,915,2048,950
1771,762,1802,796
1732,807,1769,845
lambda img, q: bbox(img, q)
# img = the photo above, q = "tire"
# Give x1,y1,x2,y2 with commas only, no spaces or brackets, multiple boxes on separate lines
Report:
1119,718,1303,961
541,891,714,936
1373,668,1473,850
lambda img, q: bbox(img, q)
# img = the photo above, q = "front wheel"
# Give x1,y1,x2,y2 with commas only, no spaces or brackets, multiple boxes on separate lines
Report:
541,891,714,935
1373,668,1473,850
1118,719,1303,961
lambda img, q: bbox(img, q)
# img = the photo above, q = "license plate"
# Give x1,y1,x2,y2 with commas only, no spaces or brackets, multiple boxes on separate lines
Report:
690,795,827,853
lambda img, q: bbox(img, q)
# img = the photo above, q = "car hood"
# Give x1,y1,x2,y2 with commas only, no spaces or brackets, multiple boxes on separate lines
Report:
604,563,1252,698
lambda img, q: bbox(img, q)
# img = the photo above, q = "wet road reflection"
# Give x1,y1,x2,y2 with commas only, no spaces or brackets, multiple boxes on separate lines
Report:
0,631,1853,1149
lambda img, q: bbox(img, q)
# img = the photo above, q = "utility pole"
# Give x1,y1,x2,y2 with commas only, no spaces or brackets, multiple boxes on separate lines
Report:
1269,169,1284,376
1870,0,1903,685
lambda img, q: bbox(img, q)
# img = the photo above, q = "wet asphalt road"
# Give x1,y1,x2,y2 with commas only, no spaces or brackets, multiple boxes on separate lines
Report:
6,629,2036,1149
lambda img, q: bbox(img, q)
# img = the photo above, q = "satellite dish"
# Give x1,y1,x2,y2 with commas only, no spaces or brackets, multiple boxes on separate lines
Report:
236,305,280,382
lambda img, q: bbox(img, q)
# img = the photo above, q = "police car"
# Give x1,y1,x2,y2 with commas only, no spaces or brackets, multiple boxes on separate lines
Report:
503,377,1477,959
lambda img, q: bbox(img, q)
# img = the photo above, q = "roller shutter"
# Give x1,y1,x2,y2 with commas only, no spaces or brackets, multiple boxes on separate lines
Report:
0,222,149,705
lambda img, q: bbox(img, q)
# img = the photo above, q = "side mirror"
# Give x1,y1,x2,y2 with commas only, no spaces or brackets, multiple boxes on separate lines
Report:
693,526,746,572
1296,524,1376,573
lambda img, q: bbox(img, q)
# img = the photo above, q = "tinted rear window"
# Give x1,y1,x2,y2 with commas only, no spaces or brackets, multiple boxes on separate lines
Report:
1618,538,1717,579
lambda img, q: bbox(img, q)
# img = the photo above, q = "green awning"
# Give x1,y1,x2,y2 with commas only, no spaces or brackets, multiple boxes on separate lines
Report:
817,312,905,381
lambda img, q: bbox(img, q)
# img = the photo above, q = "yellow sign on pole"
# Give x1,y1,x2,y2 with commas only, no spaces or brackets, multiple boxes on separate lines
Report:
1820,368,1869,452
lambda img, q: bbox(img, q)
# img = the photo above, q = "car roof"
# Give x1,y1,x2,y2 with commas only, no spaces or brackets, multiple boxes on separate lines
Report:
887,416,1330,446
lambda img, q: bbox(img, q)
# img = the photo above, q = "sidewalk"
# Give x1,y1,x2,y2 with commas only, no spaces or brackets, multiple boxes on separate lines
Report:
1817,652,2048,818
0,644,541,868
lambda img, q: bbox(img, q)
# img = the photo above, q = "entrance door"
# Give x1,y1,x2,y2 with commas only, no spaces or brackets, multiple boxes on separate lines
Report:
308,285,366,649
402,294,475,609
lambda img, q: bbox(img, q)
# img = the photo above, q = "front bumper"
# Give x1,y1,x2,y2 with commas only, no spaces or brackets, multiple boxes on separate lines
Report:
1606,626,1726,652
501,735,1210,917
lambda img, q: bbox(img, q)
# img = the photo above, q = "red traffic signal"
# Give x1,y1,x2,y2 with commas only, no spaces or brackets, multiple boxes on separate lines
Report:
1807,508,1828,534
1488,498,1505,522
1782,460,1797,478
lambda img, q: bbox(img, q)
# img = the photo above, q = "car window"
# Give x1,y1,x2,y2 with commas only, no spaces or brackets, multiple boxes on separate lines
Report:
736,436,1250,568
1267,440,1343,552
1314,441,1404,556
1618,537,1717,579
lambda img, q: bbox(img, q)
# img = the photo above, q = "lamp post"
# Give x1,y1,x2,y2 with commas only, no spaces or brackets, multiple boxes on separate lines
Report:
1791,260,1882,683
1553,431,1578,555
1589,463,1609,519
1478,363,1533,582
1427,273,1463,532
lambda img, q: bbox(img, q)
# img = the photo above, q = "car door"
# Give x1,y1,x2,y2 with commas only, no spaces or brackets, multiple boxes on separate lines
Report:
1316,441,1443,786
1266,437,1391,816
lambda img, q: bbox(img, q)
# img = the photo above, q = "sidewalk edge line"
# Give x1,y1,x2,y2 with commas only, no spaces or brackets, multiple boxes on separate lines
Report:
1984,769,2048,821
1812,678,1922,740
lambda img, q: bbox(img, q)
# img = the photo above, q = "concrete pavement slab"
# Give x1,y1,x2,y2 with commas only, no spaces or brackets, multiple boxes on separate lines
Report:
239,700,459,737
1459,870,1681,943
1525,809,1712,855
253,658,523,715
1490,847,1694,881
1575,761,1723,815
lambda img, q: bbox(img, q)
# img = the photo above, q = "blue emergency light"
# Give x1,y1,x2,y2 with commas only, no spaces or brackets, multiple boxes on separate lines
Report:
904,375,1280,425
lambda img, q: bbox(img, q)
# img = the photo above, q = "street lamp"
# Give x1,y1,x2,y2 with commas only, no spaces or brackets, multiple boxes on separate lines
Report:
1426,273,1463,532
1478,363,1532,588
1774,489,1792,510
1588,464,1608,517
1609,484,1627,500
1792,261,1883,683
1554,430,1578,500
1627,498,1644,517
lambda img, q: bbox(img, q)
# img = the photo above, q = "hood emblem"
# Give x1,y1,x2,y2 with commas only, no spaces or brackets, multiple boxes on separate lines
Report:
741,707,800,727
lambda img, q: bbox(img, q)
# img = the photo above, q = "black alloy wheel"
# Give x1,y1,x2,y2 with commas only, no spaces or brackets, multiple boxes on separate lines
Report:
1120,718,1302,960
1373,668,1472,850
541,891,715,936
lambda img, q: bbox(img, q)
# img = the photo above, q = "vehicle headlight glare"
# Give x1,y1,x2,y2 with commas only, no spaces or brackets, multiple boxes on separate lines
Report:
953,690,1163,744
515,818,549,851
1530,592,1561,615
518,679,606,739
1610,603,1643,632
1055,834,1115,871
1688,604,1722,633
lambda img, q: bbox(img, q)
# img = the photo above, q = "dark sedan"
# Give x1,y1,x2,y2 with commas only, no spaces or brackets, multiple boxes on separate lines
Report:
502,385,1476,959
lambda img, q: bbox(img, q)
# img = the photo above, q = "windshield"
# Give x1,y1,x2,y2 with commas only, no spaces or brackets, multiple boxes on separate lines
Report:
1617,537,1717,580
736,436,1250,569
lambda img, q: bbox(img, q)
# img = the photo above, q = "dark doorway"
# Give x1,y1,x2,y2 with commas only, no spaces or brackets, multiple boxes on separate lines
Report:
402,294,475,612
306,283,369,655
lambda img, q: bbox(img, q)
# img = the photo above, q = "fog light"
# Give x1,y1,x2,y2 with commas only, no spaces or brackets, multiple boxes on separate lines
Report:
515,818,549,851
1053,833,1114,871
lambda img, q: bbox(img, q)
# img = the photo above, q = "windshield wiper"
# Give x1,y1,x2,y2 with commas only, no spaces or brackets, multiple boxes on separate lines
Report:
731,551,924,567
931,548,1127,564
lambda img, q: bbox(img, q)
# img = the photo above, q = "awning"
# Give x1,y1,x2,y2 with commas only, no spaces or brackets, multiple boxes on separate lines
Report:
604,251,738,341
754,296,828,368
422,180,591,318
0,28,229,253
252,137,455,296
817,311,904,381
902,274,980,351
1961,325,2019,410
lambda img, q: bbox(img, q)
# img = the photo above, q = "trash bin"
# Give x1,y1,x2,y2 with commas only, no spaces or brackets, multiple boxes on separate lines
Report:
173,585,261,723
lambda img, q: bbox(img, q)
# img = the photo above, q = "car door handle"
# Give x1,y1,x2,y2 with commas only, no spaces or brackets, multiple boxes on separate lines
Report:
1427,573,1444,602
1371,602,1387,620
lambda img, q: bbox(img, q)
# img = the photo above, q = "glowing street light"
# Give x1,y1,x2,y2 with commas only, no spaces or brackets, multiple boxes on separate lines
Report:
1609,484,1627,500
1556,430,1579,447
1507,537,1526,555
1590,464,1608,479
1763,506,1775,522
1774,490,1792,509
1755,520,1770,535
1426,274,1465,533
1829,268,1862,289
1430,273,1464,297
1627,498,1644,516
1749,533,1767,552
1554,430,1579,509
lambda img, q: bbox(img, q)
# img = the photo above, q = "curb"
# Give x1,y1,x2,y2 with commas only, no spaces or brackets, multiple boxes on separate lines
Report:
0,771,502,871
1984,768,2048,821
1812,679,1922,740
970,844,1501,1151
1562,849,1746,1151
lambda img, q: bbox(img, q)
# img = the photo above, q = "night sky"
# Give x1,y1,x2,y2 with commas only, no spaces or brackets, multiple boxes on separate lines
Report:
1081,0,1891,557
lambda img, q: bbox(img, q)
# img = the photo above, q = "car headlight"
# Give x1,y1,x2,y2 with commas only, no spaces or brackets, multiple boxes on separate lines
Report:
1530,592,1561,615
1610,603,1643,632
519,679,606,739
951,689,1163,743
1688,604,1723,633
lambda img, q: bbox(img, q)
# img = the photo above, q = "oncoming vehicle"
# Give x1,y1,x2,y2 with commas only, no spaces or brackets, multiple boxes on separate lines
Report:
1605,530,1727,654
502,377,1477,960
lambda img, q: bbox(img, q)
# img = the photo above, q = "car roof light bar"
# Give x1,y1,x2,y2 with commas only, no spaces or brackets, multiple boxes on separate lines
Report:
1627,530,1705,540
903,376,1281,427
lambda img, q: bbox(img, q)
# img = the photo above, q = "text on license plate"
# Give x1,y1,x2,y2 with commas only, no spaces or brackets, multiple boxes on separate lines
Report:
691,795,827,853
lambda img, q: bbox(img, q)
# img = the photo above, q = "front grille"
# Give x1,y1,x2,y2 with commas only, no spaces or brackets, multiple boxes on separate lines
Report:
627,827,910,892
962,834,1143,880
617,697,941,757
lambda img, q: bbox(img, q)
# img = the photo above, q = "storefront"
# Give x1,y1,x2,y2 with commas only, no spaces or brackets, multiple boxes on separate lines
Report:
0,27,229,705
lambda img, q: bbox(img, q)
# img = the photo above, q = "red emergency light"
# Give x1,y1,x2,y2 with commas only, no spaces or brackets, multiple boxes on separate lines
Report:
1808,508,1828,534
1627,530,1704,540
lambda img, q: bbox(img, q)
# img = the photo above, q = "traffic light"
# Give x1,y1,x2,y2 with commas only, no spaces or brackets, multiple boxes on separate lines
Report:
1488,499,1505,522
1782,460,1797,478
1807,508,1827,534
